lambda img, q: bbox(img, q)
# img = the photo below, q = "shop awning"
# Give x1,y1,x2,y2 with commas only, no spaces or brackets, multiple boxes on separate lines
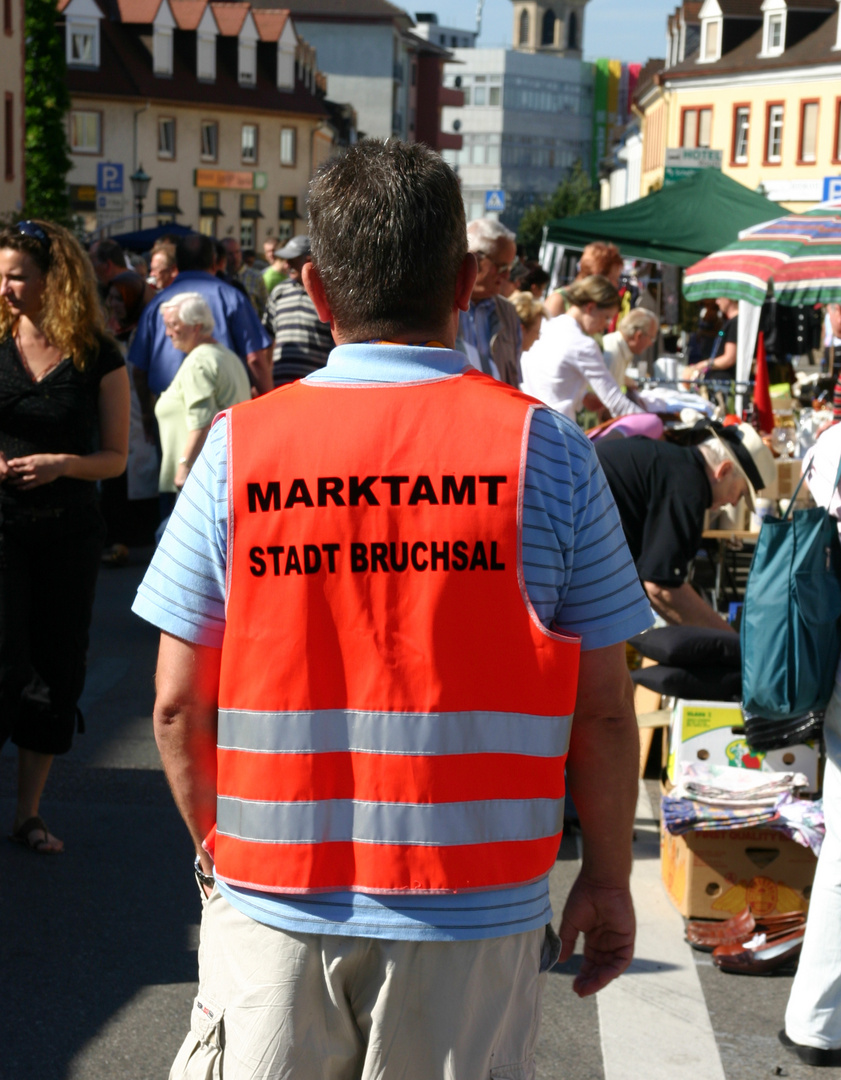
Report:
545,170,784,268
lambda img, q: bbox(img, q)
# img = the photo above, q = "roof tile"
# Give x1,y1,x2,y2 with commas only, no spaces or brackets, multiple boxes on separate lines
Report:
251,8,290,41
209,1,248,34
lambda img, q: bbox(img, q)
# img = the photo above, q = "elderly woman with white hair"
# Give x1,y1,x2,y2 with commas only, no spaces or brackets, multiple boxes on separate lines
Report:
154,291,251,502
602,308,659,389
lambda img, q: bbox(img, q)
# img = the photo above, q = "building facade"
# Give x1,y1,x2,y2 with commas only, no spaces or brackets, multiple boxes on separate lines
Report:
275,0,461,149
441,50,593,230
0,0,25,214
60,0,333,246
637,0,841,209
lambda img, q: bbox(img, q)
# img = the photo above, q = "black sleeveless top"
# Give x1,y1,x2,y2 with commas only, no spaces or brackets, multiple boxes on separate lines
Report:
0,333,124,509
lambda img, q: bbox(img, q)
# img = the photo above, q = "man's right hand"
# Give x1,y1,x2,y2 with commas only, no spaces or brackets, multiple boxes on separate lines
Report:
557,873,635,998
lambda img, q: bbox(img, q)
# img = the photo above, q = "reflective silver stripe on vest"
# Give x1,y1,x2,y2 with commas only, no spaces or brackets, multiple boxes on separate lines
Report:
218,708,572,759
216,795,565,847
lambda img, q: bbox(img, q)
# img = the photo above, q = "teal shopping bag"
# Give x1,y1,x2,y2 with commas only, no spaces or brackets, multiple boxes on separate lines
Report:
741,459,841,722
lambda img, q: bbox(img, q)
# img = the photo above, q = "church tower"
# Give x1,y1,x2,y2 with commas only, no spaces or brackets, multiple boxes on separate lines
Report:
510,0,588,56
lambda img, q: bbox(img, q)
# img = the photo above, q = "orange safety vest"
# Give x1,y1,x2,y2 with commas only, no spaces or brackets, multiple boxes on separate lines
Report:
209,367,581,894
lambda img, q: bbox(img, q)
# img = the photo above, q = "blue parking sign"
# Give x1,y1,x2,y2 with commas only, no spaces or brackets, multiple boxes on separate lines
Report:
97,163,123,193
485,190,505,213
823,176,841,203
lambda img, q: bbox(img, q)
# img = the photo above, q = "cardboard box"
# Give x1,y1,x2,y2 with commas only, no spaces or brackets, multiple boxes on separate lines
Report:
660,824,816,920
667,699,820,791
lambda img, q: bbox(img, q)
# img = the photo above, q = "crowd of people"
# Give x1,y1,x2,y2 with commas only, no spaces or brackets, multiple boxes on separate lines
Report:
2,139,841,1076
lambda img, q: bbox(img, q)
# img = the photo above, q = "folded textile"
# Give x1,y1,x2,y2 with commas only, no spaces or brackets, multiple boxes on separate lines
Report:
661,789,824,855
637,388,714,415
673,764,809,806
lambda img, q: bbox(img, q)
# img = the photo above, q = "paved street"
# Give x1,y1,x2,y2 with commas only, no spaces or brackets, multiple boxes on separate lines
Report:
1,555,838,1080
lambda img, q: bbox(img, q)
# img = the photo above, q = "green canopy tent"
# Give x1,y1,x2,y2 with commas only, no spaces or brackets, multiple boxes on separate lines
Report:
543,169,784,268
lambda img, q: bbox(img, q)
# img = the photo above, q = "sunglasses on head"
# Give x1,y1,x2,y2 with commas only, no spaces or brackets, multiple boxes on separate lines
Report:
15,220,51,251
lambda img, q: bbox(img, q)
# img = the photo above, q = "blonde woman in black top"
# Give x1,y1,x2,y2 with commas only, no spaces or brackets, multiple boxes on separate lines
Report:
0,220,129,853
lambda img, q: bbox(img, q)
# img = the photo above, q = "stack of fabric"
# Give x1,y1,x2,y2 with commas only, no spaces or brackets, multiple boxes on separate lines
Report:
662,764,824,855
629,626,741,702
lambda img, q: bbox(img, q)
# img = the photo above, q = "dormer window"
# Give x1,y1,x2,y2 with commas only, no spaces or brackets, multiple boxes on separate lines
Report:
152,0,176,77
276,22,295,90
238,38,256,84
700,17,721,61
198,32,215,80
154,26,173,75
196,7,217,82
761,10,785,55
67,20,98,66
237,12,259,86
64,0,103,68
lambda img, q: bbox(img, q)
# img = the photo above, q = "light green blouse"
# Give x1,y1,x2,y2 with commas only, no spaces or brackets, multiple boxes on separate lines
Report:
155,341,251,493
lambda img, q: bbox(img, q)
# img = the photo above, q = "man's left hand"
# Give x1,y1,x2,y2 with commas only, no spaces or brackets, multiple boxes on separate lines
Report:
557,873,635,998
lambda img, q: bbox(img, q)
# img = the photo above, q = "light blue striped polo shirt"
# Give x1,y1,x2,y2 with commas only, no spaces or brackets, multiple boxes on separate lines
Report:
133,344,652,941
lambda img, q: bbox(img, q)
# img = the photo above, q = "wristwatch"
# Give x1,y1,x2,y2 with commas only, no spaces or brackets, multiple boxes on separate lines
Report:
194,854,215,892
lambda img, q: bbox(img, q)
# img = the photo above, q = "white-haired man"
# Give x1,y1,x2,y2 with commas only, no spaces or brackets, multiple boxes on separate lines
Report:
602,309,658,390
456,218,522,387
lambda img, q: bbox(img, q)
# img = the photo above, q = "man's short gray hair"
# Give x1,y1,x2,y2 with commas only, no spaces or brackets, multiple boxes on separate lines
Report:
467,217,516,254
161,291,215,334
618,308,657,340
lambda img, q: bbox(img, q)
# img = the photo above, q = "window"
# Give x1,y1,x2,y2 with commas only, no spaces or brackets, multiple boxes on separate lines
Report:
489,84,501,107
238,39,256,85
567,11,578,49
799,101,818,163
518,9,529,46
153,26,173,76
158,117,175,159
156,188,181,220
766,103,784,162
70,110,101,153
240,193,262,220
4,0,11,36
240,220,255,249
200,120,218,162
242,124,258,163
277,41,295,89
473,75,486,107
763,12,784,55
199,190,222,237
280,127,296,166
67,20,98,66
197,33,216,81
701,18,720,61
5,94,13,180
681,107,712,148
732,106,750,164
541,10,555,46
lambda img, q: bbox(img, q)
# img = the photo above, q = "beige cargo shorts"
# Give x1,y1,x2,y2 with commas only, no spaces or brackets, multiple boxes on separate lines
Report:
170,888,560,1080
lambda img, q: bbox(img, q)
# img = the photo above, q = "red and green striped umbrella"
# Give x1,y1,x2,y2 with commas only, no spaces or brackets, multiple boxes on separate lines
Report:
683,203,841,306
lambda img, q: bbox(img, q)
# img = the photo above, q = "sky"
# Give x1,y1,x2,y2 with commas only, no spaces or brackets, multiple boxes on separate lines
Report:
413,0,669,64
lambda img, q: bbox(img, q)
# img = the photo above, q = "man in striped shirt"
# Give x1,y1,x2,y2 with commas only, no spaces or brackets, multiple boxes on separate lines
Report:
263,234,334,386
136,140,652,1080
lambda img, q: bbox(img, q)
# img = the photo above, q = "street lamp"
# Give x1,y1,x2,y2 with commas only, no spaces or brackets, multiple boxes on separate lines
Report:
130,165,151,230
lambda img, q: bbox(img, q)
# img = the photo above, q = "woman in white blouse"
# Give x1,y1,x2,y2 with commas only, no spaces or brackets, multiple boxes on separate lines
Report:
521,275,646,423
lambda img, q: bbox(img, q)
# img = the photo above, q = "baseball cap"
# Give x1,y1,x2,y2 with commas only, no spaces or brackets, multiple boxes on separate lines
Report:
706,422,776,510
275,235,311,260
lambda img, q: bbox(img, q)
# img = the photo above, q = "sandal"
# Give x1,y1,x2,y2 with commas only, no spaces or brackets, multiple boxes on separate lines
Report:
10,815,64,854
